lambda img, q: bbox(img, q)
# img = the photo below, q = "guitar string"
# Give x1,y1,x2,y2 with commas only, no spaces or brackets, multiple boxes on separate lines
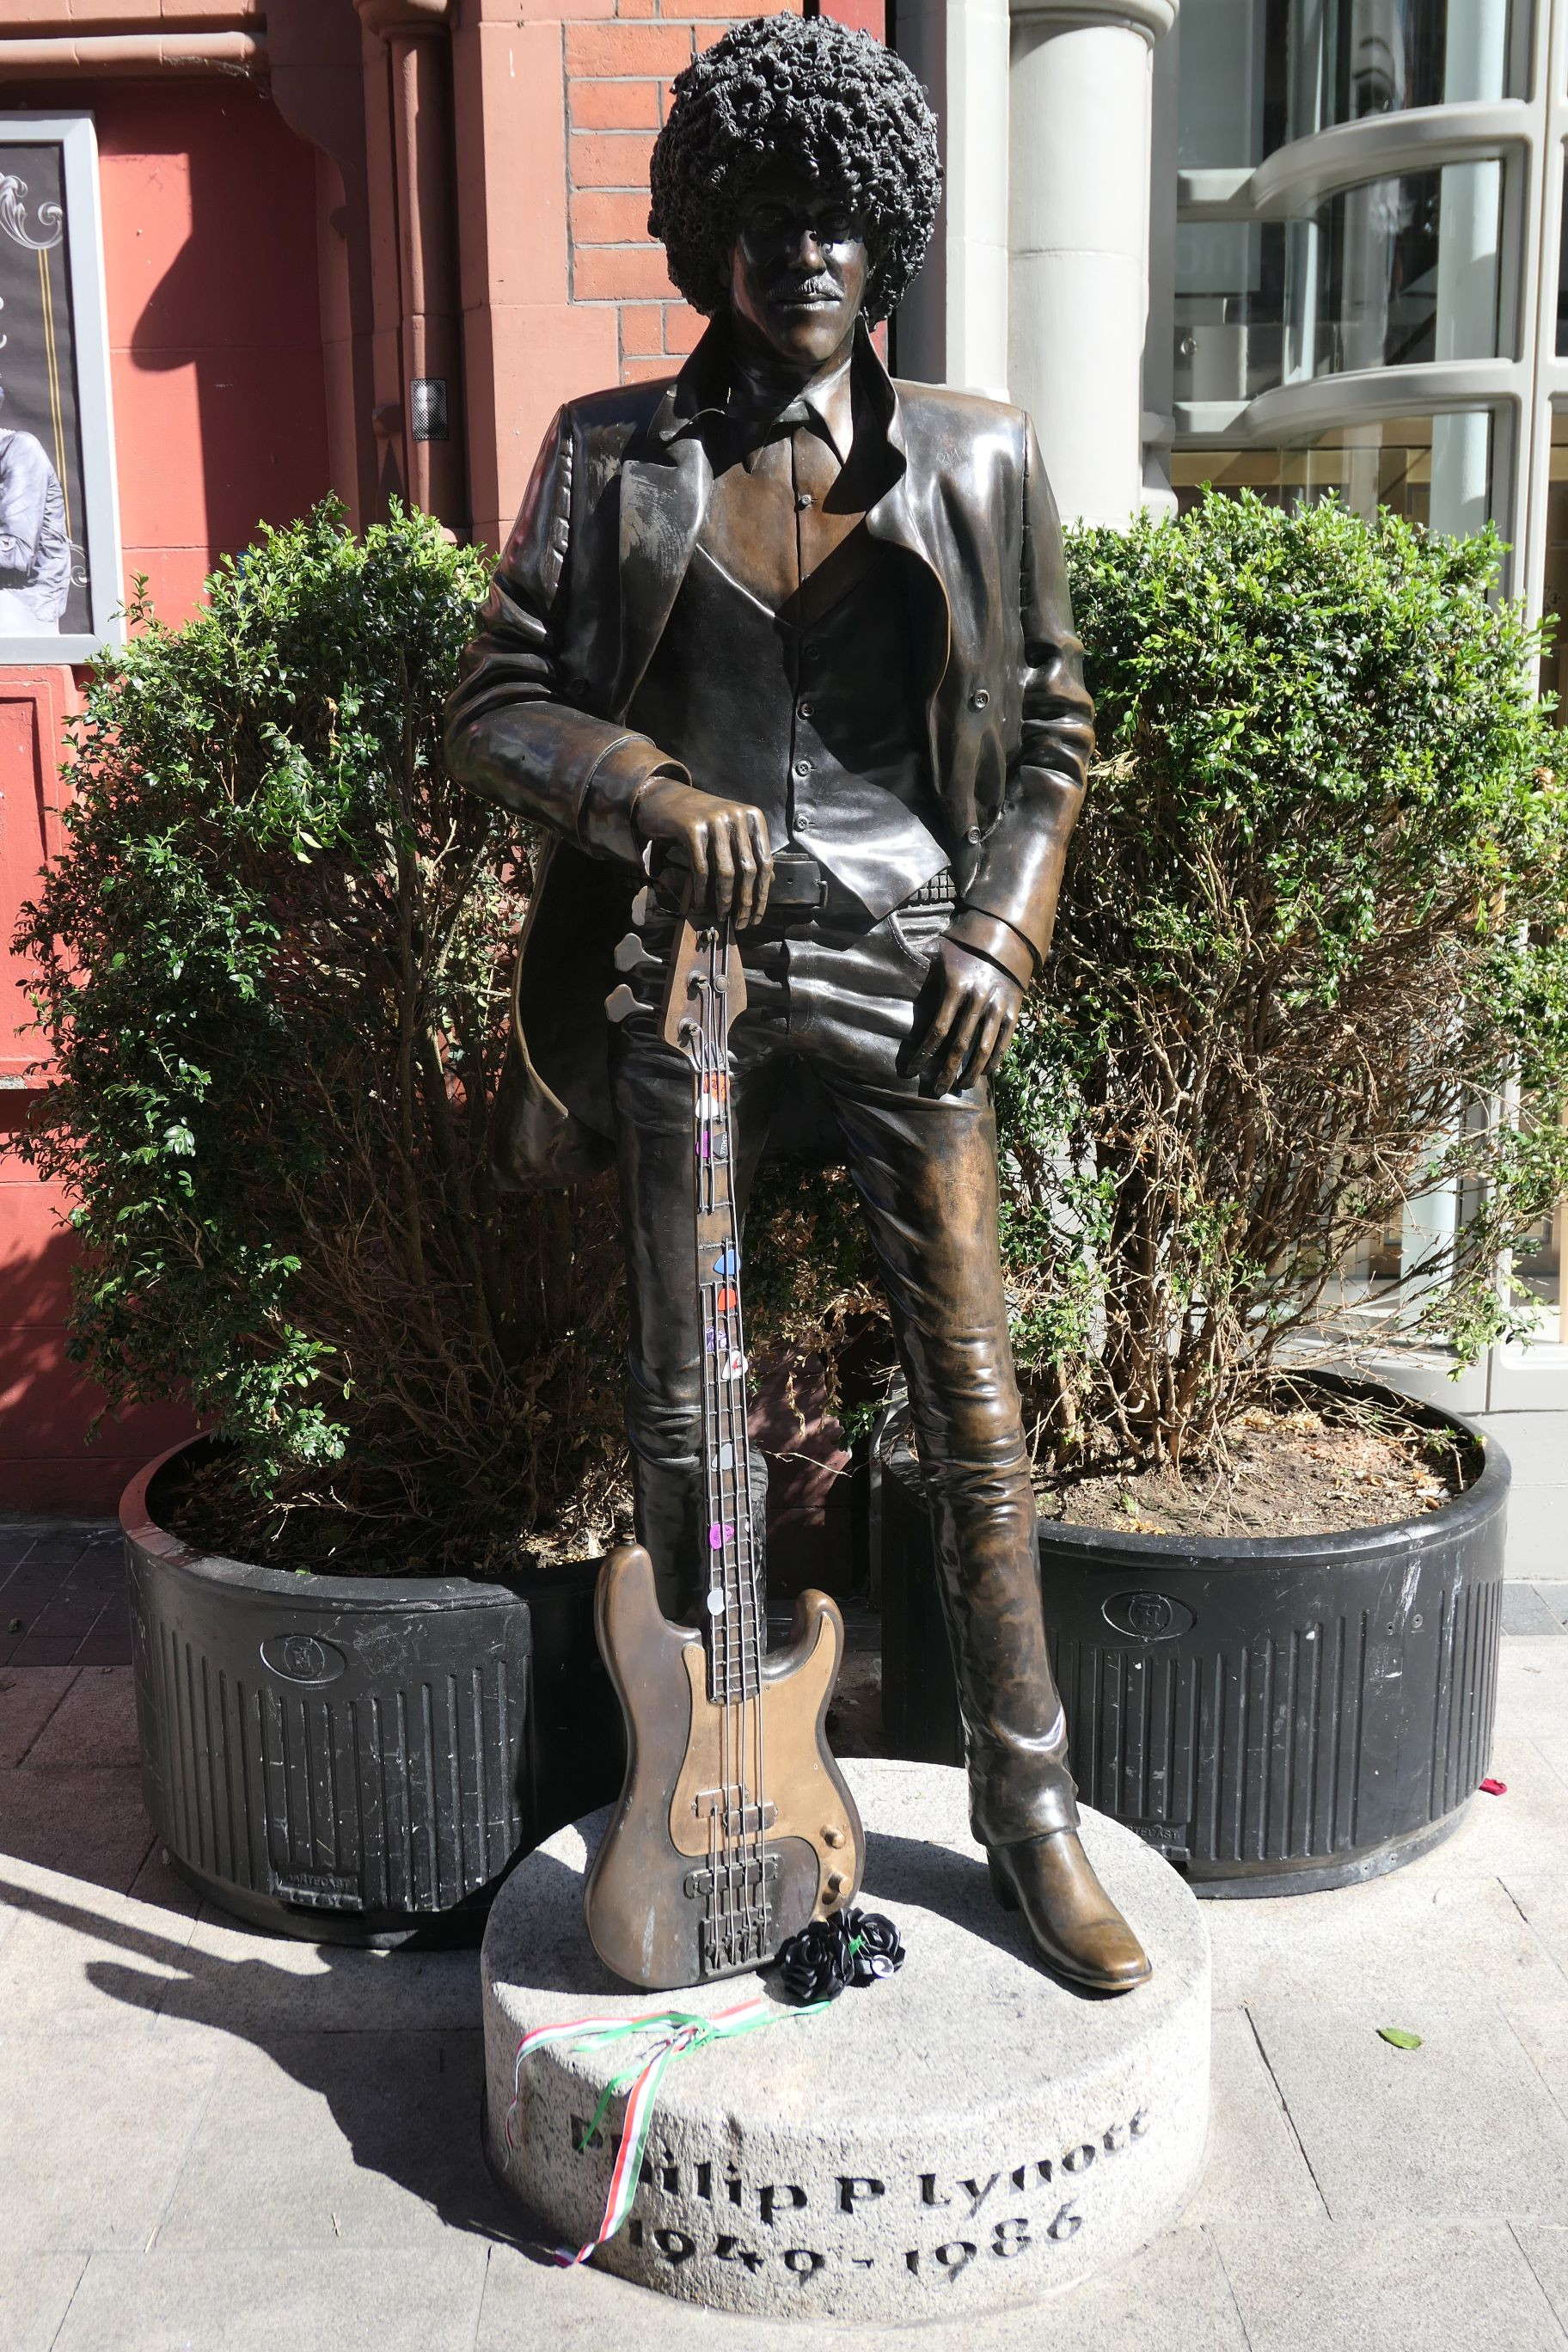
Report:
692,977,726,1961
712,930,763,1951
699,928,765,1958
717,922,767,1948
698,975,738,1963
701,959,747,1961
710,923,767,1952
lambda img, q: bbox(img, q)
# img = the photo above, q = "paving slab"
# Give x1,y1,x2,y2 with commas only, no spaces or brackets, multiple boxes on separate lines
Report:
1498,1641,1568,1743
1518,2226,1568,2335
72,1602,132,1669
21,1666,139,1773
0,1666,74,1768
156,1908,484,2040
1213,2219,1568,2351
0,1766,154,1894
1500,1994,1568,2152
475,2222,1248,2350
1204,1866,1564,2012
0,2031,217,2252
1246,1999,1568,2223
156,2031,513,2251
1180,2009,1327,2227
0,1861,203,2034
0,2255,88,2352
1396,1736,1568,1882
1504,1587,1566,1634
51,2245,492,2352
1502,1488,1568,1579
1499,1874,1568,1976
1475,1412,1568,1487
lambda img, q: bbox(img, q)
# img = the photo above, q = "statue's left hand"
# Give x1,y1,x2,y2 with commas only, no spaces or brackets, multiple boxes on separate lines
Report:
904,940,1026,1096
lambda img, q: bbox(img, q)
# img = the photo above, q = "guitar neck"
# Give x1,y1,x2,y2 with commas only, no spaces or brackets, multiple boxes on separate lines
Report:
690,924,763,1706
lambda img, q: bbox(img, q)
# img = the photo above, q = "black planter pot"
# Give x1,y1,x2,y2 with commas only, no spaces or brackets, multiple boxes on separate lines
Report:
122,1437,622,1944
879,1379,1510,1896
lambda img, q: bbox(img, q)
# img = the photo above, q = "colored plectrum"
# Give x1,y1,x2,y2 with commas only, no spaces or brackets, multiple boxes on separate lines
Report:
1377,2027,1423,2050
1479,1777,1508,1796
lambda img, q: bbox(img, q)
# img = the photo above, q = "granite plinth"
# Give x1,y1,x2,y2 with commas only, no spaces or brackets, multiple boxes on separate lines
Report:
481,1758,1211,2319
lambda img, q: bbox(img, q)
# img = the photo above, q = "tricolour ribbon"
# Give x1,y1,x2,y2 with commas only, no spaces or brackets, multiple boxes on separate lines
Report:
505,1995,827,2266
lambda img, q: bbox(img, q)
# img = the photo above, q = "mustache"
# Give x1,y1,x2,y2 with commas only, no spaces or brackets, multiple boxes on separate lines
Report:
769,274,842,303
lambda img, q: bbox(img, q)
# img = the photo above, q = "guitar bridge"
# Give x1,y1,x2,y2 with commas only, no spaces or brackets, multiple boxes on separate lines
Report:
683,1852,778,1975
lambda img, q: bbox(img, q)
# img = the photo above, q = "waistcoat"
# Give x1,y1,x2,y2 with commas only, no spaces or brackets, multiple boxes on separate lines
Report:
626,529,951,923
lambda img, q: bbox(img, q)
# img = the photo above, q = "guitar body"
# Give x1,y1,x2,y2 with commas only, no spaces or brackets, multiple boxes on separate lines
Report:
584,1542,865,1990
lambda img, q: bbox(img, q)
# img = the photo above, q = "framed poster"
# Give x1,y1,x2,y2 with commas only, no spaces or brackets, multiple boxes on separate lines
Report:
0,113,121,665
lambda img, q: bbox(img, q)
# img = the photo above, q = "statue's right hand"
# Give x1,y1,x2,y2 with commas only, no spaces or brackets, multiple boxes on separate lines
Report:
632,776,774,930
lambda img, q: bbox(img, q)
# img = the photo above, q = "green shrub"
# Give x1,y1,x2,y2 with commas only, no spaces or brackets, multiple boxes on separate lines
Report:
753,492,1568,1467
18,503,628,1571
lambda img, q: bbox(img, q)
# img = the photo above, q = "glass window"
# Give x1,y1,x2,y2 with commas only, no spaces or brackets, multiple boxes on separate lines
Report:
1540,411,1568,702
1172,412,1495,533
1178,0,1510,166
1174,164,1502,401
1284,163,1502,381
1174,224,1288,404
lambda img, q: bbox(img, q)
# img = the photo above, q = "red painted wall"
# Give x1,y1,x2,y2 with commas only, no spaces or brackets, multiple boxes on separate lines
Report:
1,79,331,1511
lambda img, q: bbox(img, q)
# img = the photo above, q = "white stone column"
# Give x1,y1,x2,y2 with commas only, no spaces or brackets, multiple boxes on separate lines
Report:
1008,0,1177,526
897,0,1013,395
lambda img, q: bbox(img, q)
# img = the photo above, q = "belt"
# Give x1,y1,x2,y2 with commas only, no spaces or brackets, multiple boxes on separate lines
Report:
652,848,955,921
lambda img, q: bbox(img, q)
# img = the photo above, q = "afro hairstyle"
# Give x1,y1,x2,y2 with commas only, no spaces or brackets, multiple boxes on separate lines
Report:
647,14,941,324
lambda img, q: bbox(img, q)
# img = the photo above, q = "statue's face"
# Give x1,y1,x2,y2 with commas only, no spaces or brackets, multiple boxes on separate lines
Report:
727,162,871,372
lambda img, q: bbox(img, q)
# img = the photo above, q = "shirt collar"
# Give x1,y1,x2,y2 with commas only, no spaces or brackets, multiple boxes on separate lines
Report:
653,318,872,469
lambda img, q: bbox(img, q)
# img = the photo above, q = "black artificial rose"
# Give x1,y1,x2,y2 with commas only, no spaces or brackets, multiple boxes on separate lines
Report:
775,1908,906,2005
845,1910,904,1987
776,1915,853,2005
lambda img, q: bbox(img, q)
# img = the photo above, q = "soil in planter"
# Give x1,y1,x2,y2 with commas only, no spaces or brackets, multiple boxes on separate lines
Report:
1032,1393,1481,1541
155,1442,636,1579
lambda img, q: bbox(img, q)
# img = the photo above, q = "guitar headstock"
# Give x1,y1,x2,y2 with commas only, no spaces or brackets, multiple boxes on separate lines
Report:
657,884,749,1058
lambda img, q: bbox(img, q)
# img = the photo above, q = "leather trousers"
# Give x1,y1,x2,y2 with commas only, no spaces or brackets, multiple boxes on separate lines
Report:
609,898,1079,1848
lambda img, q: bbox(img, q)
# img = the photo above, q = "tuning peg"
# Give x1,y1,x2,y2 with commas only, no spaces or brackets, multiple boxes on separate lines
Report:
614,933,660,976
631,886,652,928
604,983,640,1024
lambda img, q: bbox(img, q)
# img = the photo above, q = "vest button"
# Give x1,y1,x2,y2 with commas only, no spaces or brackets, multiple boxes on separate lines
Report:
796,812,816,830
795,493,813,511
965,824,983,845
798,700,815,719
793,759,811,779
971,689,990,710
801,643,821,664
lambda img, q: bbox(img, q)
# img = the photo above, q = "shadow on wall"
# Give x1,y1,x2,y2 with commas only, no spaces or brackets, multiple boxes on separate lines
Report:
93,77,334,628
0,1098,193,1512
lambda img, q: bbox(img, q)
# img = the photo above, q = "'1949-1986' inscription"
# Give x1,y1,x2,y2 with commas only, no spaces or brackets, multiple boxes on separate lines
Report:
569,2106,1151,2285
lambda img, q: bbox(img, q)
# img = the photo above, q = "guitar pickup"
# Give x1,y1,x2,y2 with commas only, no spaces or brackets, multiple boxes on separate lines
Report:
694,1787,777,1835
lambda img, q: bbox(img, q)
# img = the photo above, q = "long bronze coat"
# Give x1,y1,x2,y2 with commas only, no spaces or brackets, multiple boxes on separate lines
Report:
443,326,1094,1186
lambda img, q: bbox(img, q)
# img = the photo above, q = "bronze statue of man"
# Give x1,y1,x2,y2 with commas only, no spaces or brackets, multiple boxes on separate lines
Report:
445,12,1149,1993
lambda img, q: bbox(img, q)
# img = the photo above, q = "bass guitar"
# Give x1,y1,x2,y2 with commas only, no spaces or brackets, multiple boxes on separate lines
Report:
584,888,864,1989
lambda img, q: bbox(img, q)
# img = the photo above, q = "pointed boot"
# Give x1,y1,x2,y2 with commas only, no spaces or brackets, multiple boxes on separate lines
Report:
988,1828,1153,1994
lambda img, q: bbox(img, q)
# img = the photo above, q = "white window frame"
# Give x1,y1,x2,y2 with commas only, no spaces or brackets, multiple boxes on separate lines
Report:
0,109,123,667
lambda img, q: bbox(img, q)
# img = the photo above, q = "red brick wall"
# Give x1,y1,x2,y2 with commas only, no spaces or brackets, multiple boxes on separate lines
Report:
0,80,330,1512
